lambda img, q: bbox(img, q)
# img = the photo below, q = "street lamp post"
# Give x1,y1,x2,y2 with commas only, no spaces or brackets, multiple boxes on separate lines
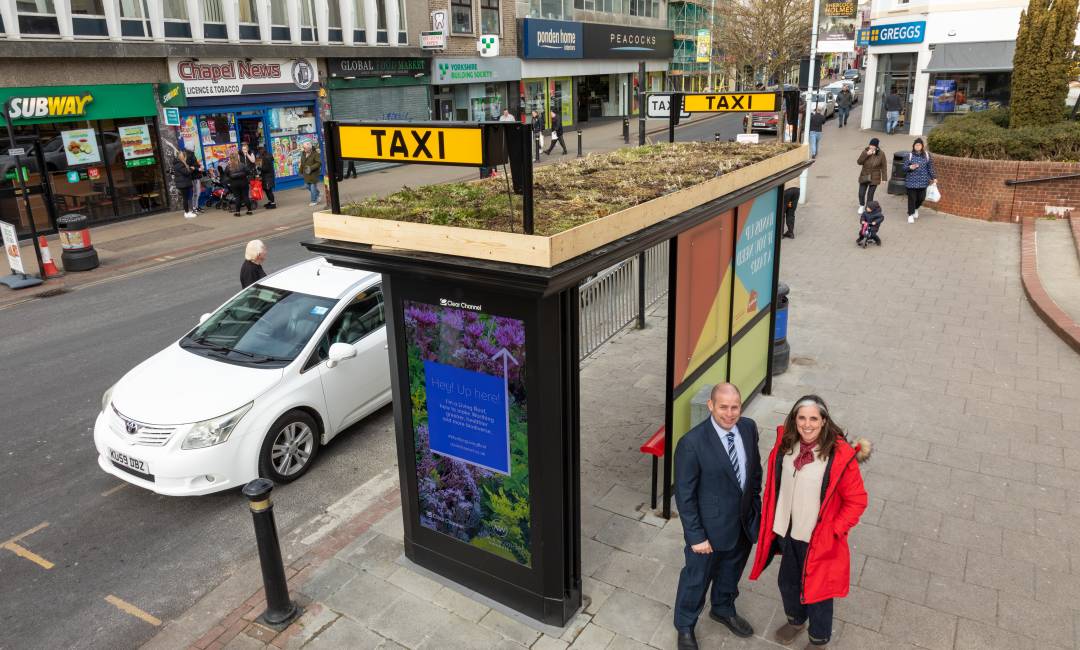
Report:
706,0,716,90
798,0,821,205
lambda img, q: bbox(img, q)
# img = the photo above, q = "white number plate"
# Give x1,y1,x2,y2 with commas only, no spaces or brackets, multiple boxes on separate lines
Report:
108,448,150,475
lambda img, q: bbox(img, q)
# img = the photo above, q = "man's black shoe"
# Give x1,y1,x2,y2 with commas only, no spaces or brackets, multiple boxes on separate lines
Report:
710,611,754,638
783,231,794,239
676,630,699,650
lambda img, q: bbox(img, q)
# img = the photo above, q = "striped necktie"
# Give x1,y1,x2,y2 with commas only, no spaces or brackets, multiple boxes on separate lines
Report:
725,431,742,487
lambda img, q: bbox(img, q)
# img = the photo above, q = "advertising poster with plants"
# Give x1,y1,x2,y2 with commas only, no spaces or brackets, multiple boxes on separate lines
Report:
404,299,531,567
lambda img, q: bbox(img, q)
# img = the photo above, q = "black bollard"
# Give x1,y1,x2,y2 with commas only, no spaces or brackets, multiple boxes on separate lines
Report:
243,479,301,629
535,132,541,162
714,132,721,143
577,129,583,157
623,118,630,143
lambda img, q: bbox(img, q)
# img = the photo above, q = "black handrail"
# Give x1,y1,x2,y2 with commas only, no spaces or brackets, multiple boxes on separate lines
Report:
1005,172,1080,186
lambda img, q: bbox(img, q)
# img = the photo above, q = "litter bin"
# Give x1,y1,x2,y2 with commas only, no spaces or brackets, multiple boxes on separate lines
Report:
888,151,908,195
772,282,790,375
56,213,99,271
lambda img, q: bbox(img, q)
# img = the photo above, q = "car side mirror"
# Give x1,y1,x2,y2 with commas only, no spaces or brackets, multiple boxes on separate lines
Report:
199,313,211,325
326,342,357,368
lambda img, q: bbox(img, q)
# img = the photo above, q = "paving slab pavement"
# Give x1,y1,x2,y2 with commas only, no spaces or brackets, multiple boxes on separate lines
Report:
149,116,1080,649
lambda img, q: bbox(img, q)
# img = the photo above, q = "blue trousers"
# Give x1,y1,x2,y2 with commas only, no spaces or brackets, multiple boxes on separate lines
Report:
836,107,849,126
886,111,900,134
809,131,822,157
673,532,751,632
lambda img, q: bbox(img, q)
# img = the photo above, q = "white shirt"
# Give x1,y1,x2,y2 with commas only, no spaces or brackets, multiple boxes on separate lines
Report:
710,416,747,491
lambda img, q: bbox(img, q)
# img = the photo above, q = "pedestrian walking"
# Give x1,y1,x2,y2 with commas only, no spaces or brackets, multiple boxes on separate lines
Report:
809,109,825,159
883,87,903,135
903,137,937,224
240,240,267,289
300,141,322,206
531,110,545,152
544,110,567,155
344,160,358,179
256,146,276,209
749,395,871,649
224,151,253,216
672,383,762,650
856,138,887,215
856,199,885,247
171,146,196,219
835,87,853,128
782,186,800,239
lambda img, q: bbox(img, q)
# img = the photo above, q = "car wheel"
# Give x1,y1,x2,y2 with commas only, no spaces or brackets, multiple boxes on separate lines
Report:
259,410,320,483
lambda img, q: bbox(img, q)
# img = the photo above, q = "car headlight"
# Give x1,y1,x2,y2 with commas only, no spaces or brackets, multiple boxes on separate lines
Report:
101,383,116,413
181,403,253,450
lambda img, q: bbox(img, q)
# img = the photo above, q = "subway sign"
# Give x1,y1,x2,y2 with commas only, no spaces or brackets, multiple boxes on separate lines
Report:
682,92,781,113
6,93,94,120
866,21,926,46
338,123,494,166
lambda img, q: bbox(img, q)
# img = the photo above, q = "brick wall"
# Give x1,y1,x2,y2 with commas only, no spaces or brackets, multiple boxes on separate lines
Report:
926,154,1080,222
429,0,518,56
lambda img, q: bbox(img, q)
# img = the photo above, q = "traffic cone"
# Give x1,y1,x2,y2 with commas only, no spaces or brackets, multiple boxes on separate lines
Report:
38,236,62,278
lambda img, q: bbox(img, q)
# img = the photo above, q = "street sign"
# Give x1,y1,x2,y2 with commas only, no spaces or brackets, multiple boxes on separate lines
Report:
1,220,24,275
163,107,180,126
7,147,25,156
338,123,489,166
645,94,689,119
683,92,781,113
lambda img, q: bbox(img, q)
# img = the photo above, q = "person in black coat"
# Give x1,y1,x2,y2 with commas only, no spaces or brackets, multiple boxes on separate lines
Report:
673,383,763,650
224,151,253,216
256,147,276,209
172,147,196,218
544,109,567,155
241,240,267,288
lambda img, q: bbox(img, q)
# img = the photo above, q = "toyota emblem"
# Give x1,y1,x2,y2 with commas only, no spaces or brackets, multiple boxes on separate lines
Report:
125,419,138,435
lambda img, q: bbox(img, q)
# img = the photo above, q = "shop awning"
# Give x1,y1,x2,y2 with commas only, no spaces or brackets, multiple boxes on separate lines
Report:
923,41,1015,73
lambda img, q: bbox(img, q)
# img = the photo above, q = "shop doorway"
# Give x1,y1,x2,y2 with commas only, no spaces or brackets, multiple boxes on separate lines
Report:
238,116,265,150
872,53,917,132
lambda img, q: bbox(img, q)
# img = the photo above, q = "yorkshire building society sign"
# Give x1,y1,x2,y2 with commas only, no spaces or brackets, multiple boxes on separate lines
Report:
168,58,319,97
432,57,522,85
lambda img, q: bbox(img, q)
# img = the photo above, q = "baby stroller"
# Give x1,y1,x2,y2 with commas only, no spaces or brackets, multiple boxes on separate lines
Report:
204,170,233,211
857,201,884,248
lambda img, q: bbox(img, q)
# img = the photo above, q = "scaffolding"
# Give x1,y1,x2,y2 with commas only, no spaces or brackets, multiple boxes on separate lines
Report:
668,0,717,92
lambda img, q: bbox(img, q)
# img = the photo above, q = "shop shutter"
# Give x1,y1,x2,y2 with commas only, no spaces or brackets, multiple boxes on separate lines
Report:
330,86,431,174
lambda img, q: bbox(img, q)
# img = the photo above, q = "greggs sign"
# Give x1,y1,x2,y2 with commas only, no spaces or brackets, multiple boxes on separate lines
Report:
7,94,93,120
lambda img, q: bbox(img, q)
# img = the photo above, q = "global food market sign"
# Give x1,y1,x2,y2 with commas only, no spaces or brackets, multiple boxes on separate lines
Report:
168,58,319,97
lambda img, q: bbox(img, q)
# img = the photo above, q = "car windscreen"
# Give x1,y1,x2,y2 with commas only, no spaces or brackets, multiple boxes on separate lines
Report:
181,285,337,367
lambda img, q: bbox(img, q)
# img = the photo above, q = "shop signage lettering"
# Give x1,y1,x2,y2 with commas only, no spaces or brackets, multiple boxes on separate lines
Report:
6,94,93,120
338,124,486,165
328,58,430,78
438,63,492,81
520,19,583,59
168,58,319,97
582,23,674,59
867,21,925,46
682,92,780,113
432,57,521,85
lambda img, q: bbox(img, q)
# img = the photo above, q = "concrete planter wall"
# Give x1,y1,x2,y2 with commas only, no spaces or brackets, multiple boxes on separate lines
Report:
927,153,1080,222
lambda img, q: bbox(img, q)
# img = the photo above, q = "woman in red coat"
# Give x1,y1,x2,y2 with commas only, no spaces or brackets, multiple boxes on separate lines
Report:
749,395,871,648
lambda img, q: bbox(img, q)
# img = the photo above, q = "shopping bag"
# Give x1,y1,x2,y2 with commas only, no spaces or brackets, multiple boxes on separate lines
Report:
249,178,264,201
926,183,941,202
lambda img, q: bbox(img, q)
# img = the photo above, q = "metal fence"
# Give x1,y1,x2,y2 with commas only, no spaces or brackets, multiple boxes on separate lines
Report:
578,241,670,360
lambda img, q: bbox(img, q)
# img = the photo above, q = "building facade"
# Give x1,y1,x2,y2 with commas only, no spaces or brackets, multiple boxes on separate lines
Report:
0,0,427,239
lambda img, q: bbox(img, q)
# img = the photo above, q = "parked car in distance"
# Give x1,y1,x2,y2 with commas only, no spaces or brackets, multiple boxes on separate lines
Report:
803,91,836,118
843,69,861,82
94,257,391,496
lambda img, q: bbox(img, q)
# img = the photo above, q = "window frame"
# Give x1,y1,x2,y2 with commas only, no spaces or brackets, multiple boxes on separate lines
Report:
303,285,386,372
479,0,499,35
451,0,474,35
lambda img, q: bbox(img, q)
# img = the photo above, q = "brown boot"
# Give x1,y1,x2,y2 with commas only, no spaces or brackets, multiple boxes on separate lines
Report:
772,622,805,645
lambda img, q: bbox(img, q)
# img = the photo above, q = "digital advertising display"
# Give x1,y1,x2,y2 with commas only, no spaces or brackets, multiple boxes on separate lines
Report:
404,299,532,567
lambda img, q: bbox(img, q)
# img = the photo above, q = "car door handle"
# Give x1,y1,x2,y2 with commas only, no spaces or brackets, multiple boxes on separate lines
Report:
383,344,388,350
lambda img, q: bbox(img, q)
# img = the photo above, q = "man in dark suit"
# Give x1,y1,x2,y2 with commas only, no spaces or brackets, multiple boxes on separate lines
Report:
673,383,762,650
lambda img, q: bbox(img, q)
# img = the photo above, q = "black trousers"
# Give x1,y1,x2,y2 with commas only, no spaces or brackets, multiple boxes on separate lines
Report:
181,186,193,212
777,535,833,644
673,531,751,631
262,178,276,205
545,132,567,154
858,182,877,207
230,181,252,212
784,203,797,234
906,187,927,216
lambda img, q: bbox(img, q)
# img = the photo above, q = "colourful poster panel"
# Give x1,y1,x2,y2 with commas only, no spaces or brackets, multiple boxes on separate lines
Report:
730,317,772,399
671,354,728,452
404,300,531,567
732,188,778,335
672,210,735,387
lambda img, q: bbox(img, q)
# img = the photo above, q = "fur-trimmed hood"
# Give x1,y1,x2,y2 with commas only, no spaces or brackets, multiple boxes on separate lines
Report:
851,437,873,463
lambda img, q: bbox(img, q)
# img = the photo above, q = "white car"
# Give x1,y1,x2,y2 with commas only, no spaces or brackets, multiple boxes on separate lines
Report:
822,81,858,104
803,90,836,118
94,258,391,496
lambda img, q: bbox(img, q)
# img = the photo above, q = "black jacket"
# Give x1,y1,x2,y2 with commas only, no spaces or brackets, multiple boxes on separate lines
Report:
258,157,275,185
810,112,826,132
171,156,193,189
240,260,266,288
836,90,853,109
674,416,763,551
225,162,249,183
862,205,885,226
884,93,903,111
550,115,564,136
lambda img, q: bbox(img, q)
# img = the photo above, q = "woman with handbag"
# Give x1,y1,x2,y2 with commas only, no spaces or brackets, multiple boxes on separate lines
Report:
225,151,253,216
256,146,276,209
856,138,887,216
904,138,937,224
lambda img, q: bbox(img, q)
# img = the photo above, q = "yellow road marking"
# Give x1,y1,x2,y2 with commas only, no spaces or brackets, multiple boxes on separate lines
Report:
2,542,55,569
101,483,128,497
2,522,49,545
105,595,161,626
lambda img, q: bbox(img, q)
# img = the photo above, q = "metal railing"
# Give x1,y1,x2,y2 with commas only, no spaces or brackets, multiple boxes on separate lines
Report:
579,241,669,360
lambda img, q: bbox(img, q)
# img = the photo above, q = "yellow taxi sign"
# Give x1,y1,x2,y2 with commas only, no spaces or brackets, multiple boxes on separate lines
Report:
682,92,781,113
338,124,486,166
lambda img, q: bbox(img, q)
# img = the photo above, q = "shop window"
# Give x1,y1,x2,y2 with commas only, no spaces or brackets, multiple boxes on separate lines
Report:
101,118,165,219
71,0,108,36
237,0,260,39
480,0,499,34
119,0,150,37
17,0,60,35
351,0,365,39
451,0,472,34
202,0,227,38
327,0,342,40
164,0,191,38
70,0,104,15
164,0,187,19
270,0,289,40
268,106,318,178
301,0,317,41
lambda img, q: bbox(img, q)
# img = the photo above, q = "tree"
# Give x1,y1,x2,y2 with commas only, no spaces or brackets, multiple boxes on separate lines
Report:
716,0,812,88
1010,0,1079,128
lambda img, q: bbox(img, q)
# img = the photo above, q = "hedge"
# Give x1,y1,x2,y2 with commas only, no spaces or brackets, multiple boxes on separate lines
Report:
926,108,1080,161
